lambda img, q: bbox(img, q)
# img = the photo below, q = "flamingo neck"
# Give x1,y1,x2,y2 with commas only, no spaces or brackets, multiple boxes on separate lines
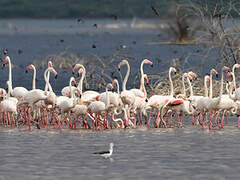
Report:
105,85,110,109
169,69,174,97
7,58,12,88
32,66,36,90
122,61,130,91
209,72,213,99
182,73,187,96
44,71,50,92
140,60,146,80
187,76,193,97
7,81,13,98
44,68,53,93
115,80,120,94
232,64,238,87
140,75,147,97
204,76,209,97
219,69,225,100
77,66,86,94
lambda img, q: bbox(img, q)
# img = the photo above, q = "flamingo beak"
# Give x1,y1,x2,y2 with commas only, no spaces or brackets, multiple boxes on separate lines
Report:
150,64,153,67
216,74,219,78
55,74,58,79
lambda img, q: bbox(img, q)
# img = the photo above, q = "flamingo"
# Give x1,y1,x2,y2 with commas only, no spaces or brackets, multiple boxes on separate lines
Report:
145,67,177,127
206,66,237,129
88,83,113,129
25,64,37,90
72,64,100,104
57,77,80,128
1,81,18,127
3,56,28,100
130,59,153,97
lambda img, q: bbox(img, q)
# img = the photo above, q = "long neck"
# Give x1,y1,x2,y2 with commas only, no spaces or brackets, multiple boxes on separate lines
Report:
7,82,13,98
8,58,12,87
140,76,147,97
44,68,53,92
122,62,130,91
219,69,224,100
229,82,235,100
70,79,73,98
116,80,120,94
232,64,237,87
204,76,209,97
232,69,236,88
77,66,86,94
105,86,110,109
44,71,50,92
209,72,213,99
140,61,145,81
32,66,36,90
182,74,187,96
187,77,193,97
169,70,174,96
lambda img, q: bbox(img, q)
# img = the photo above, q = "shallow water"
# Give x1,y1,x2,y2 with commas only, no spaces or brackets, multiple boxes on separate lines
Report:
0,117,239,180
0,19,238,179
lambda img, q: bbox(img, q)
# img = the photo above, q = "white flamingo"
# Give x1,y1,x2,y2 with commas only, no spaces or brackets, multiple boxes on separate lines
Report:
1,81,18,127
88,83,113,129
146,67,176,127
3,56,28,100
72,64,100,103
130,59,153,97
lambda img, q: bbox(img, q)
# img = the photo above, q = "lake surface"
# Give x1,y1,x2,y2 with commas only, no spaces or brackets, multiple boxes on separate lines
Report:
0,117,240,180
0,19,238,179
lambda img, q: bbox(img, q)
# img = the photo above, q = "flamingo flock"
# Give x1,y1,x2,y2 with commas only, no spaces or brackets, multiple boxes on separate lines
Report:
0,55,240,131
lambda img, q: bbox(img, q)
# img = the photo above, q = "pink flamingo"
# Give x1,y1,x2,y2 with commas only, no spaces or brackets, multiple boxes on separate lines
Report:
146,67,177,127
3,56,28,101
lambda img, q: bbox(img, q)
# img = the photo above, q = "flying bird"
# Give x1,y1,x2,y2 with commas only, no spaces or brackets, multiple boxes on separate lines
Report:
151,6,159,16
93,143,114,158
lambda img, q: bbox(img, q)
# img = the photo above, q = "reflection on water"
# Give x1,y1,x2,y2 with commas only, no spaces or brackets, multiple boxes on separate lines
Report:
0,117,240,179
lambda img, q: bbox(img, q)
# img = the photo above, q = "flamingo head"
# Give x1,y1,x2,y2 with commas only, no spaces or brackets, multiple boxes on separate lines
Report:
187,74,193,82
77,68,84,77
112,79,118,87
188,71,197,79
72,77,77,87
25,64,34,73
48,61,53,68
143,59,153,67
170,67,177,74
2,56,9,68
211,68,218,78
107,83,114,90
50,68,58,79
222,66,230,72
118,59,128,70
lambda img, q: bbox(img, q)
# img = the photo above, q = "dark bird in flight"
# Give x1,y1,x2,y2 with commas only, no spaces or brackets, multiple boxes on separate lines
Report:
151,6,160,16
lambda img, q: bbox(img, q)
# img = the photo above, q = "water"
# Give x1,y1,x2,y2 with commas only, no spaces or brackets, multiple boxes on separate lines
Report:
0,19,238,179
0,119,240,180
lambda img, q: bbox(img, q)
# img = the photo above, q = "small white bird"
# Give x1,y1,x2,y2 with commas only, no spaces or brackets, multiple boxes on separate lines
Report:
93,143,114,158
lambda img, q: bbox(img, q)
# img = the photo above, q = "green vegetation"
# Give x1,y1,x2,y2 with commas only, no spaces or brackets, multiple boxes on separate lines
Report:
0,0,237,18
